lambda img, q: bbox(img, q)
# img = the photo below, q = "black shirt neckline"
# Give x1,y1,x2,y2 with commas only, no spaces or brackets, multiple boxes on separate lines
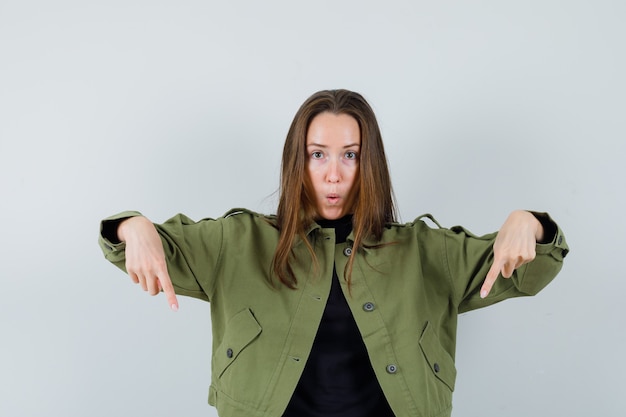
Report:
316,215,353,244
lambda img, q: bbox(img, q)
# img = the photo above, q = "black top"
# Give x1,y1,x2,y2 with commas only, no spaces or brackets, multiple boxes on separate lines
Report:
282,215,395,417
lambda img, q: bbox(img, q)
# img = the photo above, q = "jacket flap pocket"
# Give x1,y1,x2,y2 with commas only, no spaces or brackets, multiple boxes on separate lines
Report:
214,308,262,378
418,321,457,391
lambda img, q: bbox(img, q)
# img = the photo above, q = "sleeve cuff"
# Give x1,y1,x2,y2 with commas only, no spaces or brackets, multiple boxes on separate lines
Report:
529,211,569,261
99,210,143,250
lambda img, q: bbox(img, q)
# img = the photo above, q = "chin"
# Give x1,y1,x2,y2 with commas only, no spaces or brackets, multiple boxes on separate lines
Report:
318,209,344,220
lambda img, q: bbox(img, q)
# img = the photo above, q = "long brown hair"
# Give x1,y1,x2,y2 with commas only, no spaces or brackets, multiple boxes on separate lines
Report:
273,89,397,288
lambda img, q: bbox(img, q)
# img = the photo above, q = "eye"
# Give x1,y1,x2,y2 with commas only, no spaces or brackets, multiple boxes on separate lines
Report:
345,151,358,160
311,151,324,159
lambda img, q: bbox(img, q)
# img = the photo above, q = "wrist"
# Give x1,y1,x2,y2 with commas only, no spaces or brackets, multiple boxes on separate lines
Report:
533,216,545,242
117,216,148,242
510,210,545,242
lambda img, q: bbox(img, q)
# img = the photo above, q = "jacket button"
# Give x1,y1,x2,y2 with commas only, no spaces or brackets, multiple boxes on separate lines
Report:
343,247,352,257
226,348,233,358
557,235,563,245
386,364,398,374
434,363,440,373
363,302,375,312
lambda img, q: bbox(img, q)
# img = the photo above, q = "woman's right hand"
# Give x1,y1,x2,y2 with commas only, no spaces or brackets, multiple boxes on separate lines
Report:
117,216,179,311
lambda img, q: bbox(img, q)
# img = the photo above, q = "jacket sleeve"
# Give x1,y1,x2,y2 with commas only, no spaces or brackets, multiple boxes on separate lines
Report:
442,212,569,314
98,211,224,302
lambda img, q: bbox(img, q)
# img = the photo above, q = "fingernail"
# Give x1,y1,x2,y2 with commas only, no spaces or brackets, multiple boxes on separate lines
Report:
171,304,178,312
480,290,487,299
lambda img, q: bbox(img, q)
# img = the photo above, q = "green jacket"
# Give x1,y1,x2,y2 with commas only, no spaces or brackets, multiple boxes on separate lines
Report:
99,209,568,417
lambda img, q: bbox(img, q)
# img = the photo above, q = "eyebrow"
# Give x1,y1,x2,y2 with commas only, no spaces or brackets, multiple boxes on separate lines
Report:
306,142,361,148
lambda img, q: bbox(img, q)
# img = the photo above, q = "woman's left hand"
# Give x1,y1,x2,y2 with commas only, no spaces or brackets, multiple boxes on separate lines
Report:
480,210,544,298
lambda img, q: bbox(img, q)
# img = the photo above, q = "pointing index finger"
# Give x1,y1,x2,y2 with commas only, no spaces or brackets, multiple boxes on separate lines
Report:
158,270,179,311
481,261,502,299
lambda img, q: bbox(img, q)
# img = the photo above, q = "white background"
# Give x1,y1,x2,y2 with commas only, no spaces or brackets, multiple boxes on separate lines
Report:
1,1,624,416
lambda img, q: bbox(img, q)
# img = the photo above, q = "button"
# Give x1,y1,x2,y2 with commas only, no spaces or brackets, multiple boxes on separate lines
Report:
557,235,563,245
363,302,375,312
434,363,440,373
226,348,233,358
386,364,398,374
343,247,352,256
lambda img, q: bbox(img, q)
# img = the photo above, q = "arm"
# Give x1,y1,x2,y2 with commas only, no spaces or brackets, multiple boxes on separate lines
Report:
117,216,179,311
101,214,179,311
100,211,225,307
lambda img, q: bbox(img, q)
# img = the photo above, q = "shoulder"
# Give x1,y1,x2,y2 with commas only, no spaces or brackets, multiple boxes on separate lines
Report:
384,213,444,235
371,214,445,247
219,208,279,234
222,208,276,223
383,214,496,242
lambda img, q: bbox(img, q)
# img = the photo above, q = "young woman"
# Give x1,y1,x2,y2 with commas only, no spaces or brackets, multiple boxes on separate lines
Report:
99,89,569,417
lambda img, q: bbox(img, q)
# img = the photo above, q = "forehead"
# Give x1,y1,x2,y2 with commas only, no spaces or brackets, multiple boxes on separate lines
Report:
306,112,360,146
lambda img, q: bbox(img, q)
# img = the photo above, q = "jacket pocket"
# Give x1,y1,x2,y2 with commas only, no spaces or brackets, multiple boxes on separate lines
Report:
418,321,457,391
214,308,262,379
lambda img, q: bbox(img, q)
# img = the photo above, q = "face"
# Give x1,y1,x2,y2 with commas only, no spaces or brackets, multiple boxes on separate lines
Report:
306,112,361,220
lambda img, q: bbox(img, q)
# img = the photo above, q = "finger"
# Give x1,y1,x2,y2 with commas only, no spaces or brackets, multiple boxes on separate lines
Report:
138,274,148,292
501,260,515,279
502,255,525,278
146,275,161,296
481,261,502,298
128,271,140,284
158,270,179,312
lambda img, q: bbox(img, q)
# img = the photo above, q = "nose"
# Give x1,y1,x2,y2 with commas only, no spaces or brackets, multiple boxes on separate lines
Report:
326,158,341,183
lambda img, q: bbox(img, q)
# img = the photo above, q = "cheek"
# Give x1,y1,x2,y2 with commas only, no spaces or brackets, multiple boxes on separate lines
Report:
347,165,359,183
305,166,321,191
345,169,359,193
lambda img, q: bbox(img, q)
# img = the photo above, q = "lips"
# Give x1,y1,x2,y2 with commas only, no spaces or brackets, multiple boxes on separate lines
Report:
326,193,340,204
